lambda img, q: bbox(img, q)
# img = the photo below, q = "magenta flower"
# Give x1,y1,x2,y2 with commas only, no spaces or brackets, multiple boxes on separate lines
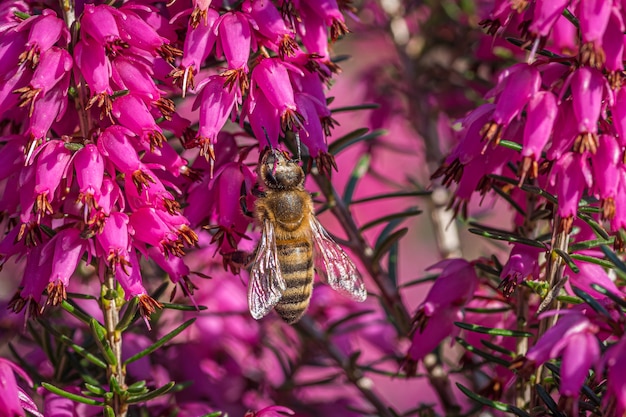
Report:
481,63,540,146
47,228,86,306
242,0,297,58
406,259,478,366
525,311,600,414
500,244,543,296
250,57,303,131
178,8,219,91
599,335,626,417
549,152,592,232
527,0,570,39
215,11,253,92
569,67,608,154
0,357,40,417
577,0,612,68
519,91,557,182
591,134,621,220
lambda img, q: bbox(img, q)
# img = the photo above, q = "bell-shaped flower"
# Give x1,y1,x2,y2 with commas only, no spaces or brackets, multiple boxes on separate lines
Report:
525,311,600,415
192,75,237,166
406,258,480,368
527,0,570,39
74,36,112,117
481,63,540,146
111,56,160,103
546,99,578,160
296,5,331,60
243,89,280,150
9,242,53,317
129,207,197,258
599,335,626,417
46,228,86,306
0,29,28,78
611,86,626,147
245,405,295,417
14,47,72,116
26,79,69,143
243,0,296,58
116,250,162,326
190,0,214,28
602,9,625,78
569,67,608,153
215,12,253,92
0,358,39,417
0,68,30,118
17,9,67,68
551,15,578,55
591,134,621,219
566,260,623,300
112,93,166,151
124,169,177,214
81,4,122,45
500,244,543,296
178,8,219,91
250,57,303,131
74,144,105,211
97,212,131,273
577,0,612,68
519,91,557,182
302,0,348,41
549,152,592,232
33,140,72,221
115,4,167,56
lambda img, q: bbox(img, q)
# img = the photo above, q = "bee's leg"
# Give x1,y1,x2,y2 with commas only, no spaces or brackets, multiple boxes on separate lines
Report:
240,182,265,217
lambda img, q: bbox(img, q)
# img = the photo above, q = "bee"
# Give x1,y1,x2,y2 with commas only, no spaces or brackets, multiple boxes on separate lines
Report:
249,149,367,324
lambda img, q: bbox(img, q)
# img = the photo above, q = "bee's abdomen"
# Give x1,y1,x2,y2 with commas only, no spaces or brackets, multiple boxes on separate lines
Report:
275,238,314,324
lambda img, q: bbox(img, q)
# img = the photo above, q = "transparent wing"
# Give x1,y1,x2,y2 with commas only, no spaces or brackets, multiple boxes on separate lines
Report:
248,219,286,319
309,216,367,302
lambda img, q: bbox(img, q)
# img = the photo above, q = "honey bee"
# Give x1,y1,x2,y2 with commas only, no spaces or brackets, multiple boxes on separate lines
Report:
249,149,367,324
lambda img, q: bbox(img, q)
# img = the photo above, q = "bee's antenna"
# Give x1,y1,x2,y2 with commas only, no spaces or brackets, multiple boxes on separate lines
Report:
262,127,274,153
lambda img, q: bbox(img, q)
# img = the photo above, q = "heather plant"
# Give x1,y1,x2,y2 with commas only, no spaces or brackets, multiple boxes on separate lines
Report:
0,1,625,417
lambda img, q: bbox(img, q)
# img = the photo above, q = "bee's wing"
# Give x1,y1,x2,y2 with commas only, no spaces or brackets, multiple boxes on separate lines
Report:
309,216,367,302
248,219,286,319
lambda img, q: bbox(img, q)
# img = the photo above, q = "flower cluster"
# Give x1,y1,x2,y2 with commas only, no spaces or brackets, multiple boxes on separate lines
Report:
429,0,626,413
0,0,349,319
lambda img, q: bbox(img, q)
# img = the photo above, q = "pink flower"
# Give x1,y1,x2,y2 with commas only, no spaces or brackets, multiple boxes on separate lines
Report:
525,311,600,414
500,244,543,296
0,357,39,417
406,259,478,365
245,405,295,417
600,335,626,417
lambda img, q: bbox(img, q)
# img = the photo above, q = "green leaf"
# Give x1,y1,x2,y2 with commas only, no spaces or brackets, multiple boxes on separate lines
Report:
562,8,579,28
456,383,531,417
127,381,175,404
467,228,546,249
66,292,97,300
569,238,614,252
498,140,522,152
480,340,515,357
104,406,115,417
330,103,380,113
37,320,107,369
454,322,533,337
600,245,626,273
399,274,438,288
373,228,408,266
350,191,431,205
160,303,208,311
455,338,511,367
343,154,371,205
534,384,565,417
360,207,422,232
42,382,105,406
569,253,616,269
61,299,95,325
579,214,610,240
127,380,148,394
387,238,399,288
553,249,579,273
328,128,387,155
124,319,195,365
116,296,140,332
89,319,116,366
590,283,626,309
84,383,107,396
571,286,611,319
326,309,375,334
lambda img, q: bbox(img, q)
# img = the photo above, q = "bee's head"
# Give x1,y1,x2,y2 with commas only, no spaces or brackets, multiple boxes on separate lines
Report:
259,149,304,190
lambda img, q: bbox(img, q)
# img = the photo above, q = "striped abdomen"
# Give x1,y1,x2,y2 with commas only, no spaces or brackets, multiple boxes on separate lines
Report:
274,237,314,324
